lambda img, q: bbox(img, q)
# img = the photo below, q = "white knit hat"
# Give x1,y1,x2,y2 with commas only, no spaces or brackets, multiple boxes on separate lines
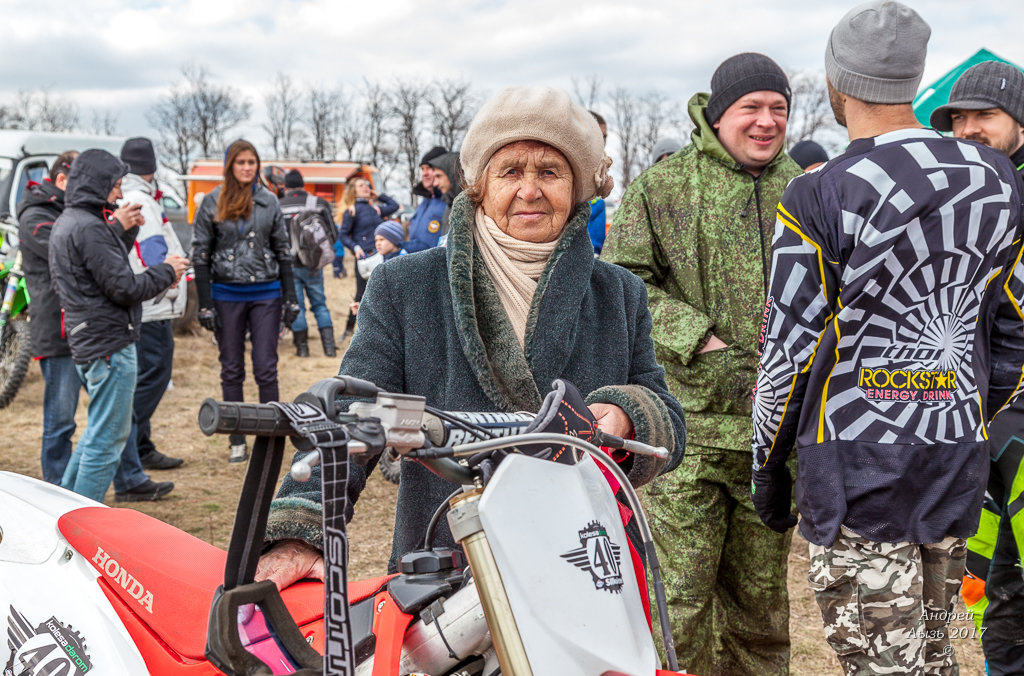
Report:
460,86,614,204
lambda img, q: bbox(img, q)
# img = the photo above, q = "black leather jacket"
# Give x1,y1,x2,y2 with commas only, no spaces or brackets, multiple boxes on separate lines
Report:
191,185,296,307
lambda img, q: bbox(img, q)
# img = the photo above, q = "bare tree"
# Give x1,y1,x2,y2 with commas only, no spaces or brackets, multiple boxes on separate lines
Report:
182,63,251,157
147,86,197,176
87,109,119,136
391,81,426,202
786,69,841,147
263,72,304,158
362,79,396,179
306,85,342,159
611,87,640,189
148,64,251,174
428,78,475,150
571,75,603,110
337,87,362,160
0,105,23,129
637,91,669,168
13,89,79,132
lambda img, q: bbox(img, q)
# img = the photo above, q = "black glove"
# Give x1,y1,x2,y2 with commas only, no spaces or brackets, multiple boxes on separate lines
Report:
468,380,598,482
198,307,219,332
751,465,798,533
282,300,301,327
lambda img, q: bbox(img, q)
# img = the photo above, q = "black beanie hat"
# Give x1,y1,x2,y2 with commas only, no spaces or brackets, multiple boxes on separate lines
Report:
420,145,447,166
705,52,792,126
120,137,157,175
789,140,830,169
284,169,304,189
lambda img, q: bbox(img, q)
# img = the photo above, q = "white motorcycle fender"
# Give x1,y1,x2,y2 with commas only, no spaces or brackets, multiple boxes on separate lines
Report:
0,471,149,675
477,454,658,676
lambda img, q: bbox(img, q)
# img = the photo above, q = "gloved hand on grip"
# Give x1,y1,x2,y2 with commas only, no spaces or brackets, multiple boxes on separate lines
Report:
198,307,219,332
282,301,301,327
751,465,798,533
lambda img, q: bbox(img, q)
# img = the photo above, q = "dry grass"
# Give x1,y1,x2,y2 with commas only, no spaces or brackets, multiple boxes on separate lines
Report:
0,267,986,675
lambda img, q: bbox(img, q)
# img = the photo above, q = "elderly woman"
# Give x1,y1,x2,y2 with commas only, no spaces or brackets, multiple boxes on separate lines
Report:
258,86,685,586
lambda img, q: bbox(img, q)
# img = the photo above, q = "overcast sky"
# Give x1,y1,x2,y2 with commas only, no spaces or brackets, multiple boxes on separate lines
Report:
1,0,1020,149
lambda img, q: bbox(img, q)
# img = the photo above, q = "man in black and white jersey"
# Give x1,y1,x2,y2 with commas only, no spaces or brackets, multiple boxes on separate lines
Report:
751,2,1024,674
931,60,1024,676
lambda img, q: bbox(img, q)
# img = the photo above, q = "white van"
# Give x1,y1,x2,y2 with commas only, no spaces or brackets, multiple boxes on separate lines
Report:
0,130,124,221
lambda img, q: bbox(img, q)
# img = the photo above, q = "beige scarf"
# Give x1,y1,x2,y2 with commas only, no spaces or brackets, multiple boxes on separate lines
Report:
473,208,559,347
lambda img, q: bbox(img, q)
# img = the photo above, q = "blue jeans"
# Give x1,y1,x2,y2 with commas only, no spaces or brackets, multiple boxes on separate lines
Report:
61,344,138,502
40,353,149,491
291,266,333,332
39,355,81,484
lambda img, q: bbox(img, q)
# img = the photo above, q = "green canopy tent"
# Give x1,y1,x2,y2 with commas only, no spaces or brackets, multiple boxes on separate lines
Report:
913,48,1023,126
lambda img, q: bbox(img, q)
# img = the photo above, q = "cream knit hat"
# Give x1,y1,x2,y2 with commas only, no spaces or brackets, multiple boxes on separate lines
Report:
460,86,613,204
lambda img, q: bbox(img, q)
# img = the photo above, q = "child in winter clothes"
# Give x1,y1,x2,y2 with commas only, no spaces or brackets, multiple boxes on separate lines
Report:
350,221,406,316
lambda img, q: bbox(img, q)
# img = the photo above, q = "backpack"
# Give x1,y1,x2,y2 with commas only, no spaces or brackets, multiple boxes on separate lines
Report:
282,194,334,269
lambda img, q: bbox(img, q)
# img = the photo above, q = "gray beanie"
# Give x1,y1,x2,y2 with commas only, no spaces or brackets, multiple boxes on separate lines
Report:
825,0,931,104
705,53,791,125
460,86,613,204
930,61,1024,131
651,137,683,166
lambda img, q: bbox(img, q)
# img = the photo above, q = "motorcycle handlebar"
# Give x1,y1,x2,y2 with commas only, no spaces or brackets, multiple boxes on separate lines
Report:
198,398,292,437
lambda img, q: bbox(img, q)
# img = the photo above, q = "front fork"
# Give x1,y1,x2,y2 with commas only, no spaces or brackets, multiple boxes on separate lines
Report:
448,488,534,676
0,249,24,329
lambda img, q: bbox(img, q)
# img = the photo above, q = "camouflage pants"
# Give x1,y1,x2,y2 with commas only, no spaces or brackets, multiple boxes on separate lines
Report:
643,446,792,676
808,527,967,675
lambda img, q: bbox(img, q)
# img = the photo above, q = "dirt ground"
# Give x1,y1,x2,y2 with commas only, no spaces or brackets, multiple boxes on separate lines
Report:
0,267,986,675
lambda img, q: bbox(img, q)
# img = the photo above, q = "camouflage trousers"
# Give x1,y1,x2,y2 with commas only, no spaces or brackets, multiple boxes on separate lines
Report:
643,446,792,676
808,527,967,675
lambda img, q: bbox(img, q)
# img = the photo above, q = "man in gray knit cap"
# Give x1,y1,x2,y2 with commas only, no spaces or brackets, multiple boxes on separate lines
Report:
604,52,800,676
931,60,1024,676
752,3,1024,674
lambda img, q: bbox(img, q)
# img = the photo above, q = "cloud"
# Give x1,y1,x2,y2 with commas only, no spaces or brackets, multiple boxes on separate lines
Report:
1,0,1021,143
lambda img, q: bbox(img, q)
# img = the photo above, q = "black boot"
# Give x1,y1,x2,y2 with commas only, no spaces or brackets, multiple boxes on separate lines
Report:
320,327,337,357
293,329,309,357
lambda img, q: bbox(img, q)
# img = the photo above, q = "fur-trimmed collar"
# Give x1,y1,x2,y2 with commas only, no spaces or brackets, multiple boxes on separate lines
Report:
445,193,595,410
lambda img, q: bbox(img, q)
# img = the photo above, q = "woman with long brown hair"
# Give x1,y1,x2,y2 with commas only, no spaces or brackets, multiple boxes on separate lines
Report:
192,139,300,462
337,176,399,342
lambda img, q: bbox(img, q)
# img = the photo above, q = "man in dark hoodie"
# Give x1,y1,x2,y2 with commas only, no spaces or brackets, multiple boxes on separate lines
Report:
48,149,189,503
17,150,175,501
426,151,462,239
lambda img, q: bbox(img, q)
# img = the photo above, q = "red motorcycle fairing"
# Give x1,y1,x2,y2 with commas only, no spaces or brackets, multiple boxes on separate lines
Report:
56,506,392,673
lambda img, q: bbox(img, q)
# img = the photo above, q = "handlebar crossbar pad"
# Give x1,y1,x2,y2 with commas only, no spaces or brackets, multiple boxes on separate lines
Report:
205,581,321,675
198,398,293,437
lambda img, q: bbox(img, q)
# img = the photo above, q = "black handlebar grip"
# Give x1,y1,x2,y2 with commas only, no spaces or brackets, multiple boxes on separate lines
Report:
198,398,293,437
336,375,380,398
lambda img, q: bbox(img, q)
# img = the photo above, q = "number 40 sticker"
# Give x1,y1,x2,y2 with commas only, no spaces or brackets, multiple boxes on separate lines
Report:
5,607,92,676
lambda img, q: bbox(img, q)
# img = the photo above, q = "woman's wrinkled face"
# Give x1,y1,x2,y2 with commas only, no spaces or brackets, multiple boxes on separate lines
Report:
355,179,371,199
231,150,258,185
481,141,574,243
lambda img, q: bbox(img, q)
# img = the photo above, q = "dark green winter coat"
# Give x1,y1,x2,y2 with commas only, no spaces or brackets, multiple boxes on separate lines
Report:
266,191,686,571
602,93,801,452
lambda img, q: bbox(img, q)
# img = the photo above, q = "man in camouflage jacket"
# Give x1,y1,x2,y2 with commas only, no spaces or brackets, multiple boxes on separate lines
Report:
603,53,800,676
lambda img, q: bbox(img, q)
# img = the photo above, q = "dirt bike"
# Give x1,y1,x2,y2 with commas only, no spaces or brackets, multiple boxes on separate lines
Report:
0,218,31,409
0,376,691,676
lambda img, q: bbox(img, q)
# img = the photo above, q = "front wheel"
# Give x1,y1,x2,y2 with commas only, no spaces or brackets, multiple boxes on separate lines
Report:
0,318,32,408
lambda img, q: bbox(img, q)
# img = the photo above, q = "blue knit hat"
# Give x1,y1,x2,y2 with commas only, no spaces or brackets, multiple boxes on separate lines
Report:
375,221,404,247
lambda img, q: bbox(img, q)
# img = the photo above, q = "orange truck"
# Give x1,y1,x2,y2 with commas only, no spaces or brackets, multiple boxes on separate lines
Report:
181,160,384,223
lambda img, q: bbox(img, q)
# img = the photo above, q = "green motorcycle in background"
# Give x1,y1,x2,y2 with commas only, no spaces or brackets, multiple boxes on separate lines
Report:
0,218,31,408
